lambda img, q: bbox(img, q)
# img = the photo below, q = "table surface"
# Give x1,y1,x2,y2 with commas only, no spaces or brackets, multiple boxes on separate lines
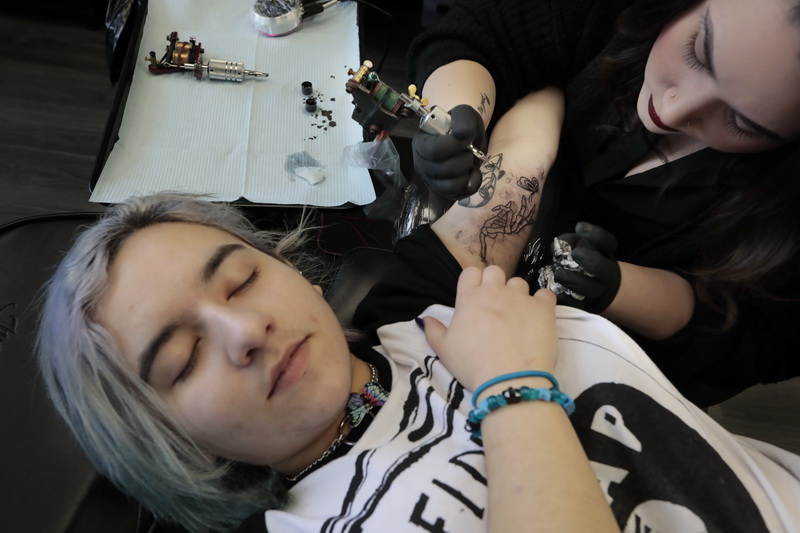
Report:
90,0,375,207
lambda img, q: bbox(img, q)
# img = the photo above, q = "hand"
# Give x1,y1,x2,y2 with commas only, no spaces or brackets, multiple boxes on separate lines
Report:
412,104,486,199
553,222,621,313
420,265,558,392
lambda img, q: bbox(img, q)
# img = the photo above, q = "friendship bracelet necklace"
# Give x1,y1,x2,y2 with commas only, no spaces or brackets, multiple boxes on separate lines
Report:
286,362,387,482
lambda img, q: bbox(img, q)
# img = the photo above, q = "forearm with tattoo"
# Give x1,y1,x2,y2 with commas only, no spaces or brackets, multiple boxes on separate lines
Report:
456,153,542,263
478,175,539,262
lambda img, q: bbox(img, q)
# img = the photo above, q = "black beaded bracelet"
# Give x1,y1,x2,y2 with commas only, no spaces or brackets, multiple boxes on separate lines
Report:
466,386,576,441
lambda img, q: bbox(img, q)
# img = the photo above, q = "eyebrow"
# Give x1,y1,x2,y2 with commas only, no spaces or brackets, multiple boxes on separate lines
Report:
202,243,245,283
702,9,785,143
138,242,246,383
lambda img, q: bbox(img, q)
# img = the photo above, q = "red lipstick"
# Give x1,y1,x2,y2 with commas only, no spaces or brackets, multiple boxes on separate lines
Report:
648,96,678,132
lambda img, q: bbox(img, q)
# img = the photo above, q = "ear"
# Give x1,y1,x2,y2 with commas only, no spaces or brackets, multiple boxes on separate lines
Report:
313,284,323,295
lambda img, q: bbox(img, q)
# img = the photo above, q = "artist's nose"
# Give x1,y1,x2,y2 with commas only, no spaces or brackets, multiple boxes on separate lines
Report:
660,77,721,129
201,304,269,367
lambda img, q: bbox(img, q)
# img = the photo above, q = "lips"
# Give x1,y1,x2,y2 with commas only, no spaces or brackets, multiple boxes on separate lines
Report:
648,96,678,132
268,337,310,398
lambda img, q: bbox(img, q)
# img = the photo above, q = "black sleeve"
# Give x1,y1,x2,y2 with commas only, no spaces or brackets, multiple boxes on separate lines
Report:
632,287,800,407
406,0,633,118
352,225,462,342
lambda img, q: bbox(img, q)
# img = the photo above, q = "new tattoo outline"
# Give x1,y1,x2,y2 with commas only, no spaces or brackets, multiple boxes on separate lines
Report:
478,175,540,263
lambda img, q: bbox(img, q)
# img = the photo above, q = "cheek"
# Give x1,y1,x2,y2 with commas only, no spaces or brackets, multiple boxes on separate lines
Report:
171,383,254,447
644,30,682,89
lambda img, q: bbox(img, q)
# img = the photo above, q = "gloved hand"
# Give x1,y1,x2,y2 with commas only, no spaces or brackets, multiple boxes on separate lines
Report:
411,104,486,199
553,222,621,313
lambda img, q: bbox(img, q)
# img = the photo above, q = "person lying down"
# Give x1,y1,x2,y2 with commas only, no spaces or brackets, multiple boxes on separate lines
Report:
37,193,800,533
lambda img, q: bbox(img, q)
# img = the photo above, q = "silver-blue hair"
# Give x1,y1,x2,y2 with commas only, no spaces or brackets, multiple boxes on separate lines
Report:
36,194,326,531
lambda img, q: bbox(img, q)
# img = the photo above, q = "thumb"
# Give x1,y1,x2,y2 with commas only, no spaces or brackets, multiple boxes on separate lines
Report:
418,316,448,353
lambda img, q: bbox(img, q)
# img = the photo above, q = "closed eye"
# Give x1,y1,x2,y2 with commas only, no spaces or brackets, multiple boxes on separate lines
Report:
683,32,706,72
229,268,260,299
723,111,766,141
175,339,200,384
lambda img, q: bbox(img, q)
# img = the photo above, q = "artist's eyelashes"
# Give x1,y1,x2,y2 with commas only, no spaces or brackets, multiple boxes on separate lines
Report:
723,112,764,141
683,31,707,72
682,32,765,142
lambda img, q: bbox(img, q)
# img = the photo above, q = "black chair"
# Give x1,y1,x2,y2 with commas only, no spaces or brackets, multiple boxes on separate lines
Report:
0,212,391,533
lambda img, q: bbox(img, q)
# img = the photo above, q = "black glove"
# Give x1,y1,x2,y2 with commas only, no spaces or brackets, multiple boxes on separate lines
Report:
553,222,621,313
411,104,486,199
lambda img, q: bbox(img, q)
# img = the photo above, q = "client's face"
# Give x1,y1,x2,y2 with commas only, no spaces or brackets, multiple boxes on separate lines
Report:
96,222,354,472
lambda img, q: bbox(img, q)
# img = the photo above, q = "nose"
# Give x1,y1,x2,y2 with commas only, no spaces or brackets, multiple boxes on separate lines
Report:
200,304,269,367
660,76,721,129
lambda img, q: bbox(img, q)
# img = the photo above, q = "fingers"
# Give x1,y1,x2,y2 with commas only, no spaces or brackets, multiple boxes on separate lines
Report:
412,131,474,162
570,248,610,277
459,265,530,290
480,264,507,284
557,232,579,248
448,104,483,143
553,267,605,299
411,104,486,200
532,286,557,305
457,265,484,292
420,315,447,352
412,132,482,198
575,221,617,255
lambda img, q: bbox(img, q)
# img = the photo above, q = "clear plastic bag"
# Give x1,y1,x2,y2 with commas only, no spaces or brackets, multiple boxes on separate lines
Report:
343,136,408,223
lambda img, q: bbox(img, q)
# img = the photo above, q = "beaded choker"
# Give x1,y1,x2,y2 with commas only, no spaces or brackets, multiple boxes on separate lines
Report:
286,362,388,482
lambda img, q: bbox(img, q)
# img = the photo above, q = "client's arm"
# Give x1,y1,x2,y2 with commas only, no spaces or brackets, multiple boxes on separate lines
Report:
422,266,620,533
431,87,564,275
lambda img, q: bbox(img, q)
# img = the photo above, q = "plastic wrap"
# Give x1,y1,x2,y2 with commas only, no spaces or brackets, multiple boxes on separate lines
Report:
344,135,457,242
344,136,407,221
537,238,586,299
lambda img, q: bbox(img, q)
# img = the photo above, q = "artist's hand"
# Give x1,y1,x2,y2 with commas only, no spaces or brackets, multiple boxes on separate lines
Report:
412,104,486,199
554,222,621,313
420,266,558,392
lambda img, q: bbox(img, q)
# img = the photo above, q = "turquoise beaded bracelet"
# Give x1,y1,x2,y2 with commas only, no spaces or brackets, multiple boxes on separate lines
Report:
466,386,576,440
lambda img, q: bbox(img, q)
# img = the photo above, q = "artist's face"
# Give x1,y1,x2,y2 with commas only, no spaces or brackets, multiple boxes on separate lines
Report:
97,222,354,473
638,0,800,152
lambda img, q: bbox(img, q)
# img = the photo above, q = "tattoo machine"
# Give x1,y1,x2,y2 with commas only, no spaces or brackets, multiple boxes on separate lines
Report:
145,32,268,82
345,60,490,163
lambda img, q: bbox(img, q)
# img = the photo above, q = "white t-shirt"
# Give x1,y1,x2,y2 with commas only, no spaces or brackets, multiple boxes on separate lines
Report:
266,306,800,532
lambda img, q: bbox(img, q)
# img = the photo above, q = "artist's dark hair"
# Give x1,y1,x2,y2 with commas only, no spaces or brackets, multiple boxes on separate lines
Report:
691,147,800,329
37,194,330,531
602,0,800,329
600,0,702,129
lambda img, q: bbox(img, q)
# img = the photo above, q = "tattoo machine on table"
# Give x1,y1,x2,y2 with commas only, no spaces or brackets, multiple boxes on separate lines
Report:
345,60,490,163
145,32,268,82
